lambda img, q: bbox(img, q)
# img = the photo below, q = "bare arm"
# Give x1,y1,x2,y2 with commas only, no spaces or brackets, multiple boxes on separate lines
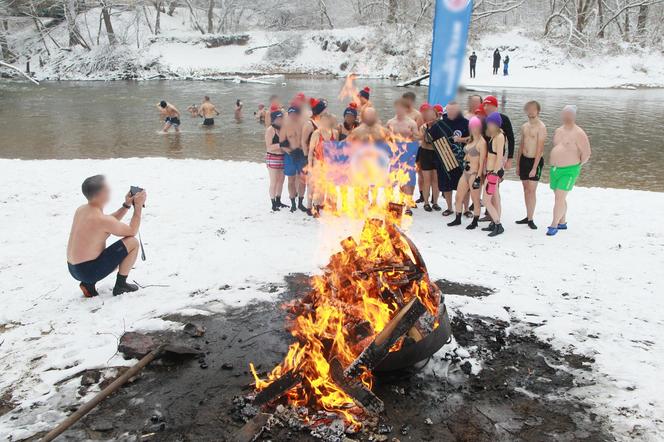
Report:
578,129,591,164
532,124,546,173
101,207,142,238
491,135,505,172
478,139,487,177
308,129,320,166
301,122,313,155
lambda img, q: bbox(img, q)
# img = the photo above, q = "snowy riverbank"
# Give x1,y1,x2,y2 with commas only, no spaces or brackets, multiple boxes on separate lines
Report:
4,8,664,88
0,159,663,440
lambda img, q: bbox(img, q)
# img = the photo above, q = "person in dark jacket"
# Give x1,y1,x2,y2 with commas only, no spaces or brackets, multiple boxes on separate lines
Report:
469,51,477,78
439,102,469,216
482,95,515,170
492,49,501,75
503,55,510,76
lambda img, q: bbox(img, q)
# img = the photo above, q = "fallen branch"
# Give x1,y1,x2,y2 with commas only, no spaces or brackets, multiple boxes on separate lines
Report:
244,41,282,55
0,61,39,85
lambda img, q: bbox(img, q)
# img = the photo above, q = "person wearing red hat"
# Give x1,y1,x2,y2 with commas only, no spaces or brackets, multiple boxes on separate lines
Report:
433,104,444,119
482,95,515,170
465,94,483,119
416,103,441,212
263,94,281,128
307,112,338,217
338,102,359,141
358,86,373,116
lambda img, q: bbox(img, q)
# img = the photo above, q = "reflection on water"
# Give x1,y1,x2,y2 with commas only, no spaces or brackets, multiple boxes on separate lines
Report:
0,80,663,191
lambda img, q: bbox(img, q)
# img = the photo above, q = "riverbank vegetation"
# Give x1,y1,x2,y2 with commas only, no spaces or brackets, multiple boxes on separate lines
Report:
1,1,663,84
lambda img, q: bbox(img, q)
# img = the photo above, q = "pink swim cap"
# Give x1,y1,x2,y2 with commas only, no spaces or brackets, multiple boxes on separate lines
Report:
469,116,482,130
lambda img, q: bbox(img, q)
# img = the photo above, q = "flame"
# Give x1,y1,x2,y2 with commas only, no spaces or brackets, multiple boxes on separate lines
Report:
250,80,440,428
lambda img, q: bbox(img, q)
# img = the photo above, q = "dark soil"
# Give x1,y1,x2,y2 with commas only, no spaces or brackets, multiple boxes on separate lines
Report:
40,274,614,442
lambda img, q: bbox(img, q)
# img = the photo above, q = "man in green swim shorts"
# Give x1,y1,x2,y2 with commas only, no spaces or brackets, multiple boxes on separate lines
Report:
547,105,591,236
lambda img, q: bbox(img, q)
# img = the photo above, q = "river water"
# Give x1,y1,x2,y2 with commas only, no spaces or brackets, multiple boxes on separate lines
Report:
1,79,662,191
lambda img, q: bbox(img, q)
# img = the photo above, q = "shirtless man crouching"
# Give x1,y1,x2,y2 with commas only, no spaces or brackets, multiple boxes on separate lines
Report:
516,100,547,229
547,105,591,236
387,98,420,215
199,96,220,127
157,100,181,133
67,176,146,297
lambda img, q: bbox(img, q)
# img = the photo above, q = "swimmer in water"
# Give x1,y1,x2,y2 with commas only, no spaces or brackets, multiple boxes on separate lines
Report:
255,104,266,124
546,105,591,236
157,100,181,133
198,96,219,127
235,99,243,121
358,86,373,116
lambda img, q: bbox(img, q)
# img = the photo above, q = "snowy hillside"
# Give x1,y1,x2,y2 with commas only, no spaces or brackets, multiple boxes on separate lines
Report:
3,7,664,87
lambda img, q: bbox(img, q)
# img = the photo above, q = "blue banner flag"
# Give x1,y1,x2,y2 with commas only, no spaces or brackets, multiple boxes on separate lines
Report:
428,0,473,107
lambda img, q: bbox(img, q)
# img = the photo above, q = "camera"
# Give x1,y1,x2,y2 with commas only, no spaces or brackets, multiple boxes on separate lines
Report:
130,186,143,197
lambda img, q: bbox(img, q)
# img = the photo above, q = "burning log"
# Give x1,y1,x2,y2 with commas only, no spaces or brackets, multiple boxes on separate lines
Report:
252,371,303,407
329,358,384,414
344,298,427,379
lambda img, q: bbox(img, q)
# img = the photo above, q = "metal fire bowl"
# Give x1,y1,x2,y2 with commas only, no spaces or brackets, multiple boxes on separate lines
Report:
374,302,452,373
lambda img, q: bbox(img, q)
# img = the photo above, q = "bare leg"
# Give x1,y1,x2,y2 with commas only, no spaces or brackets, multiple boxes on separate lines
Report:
494,184,502,220
551,189,568,227
431,170,439,205
454,178,468,214
119,237,139,276
268,168,279,198
443,191,453,211
483,193,500,224
422,171,432,205
161,122,172,133
276,171,286,199
524,180,537,220
470,185,481,217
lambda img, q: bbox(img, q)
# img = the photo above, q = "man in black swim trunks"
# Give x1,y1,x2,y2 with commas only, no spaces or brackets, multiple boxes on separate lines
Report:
516,100,547,229
67,175,146,298
157,100,181,133
198,96,220,126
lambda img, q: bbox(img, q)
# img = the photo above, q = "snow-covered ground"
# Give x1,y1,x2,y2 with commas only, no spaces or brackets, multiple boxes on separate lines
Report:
0,159,663,440
5,8,664,88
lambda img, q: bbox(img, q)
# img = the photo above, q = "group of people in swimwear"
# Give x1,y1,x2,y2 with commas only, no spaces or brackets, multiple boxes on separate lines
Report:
156,95,244,132
263,87,591,237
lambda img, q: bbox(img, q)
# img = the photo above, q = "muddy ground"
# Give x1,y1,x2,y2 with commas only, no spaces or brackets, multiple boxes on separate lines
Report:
31,274,614,441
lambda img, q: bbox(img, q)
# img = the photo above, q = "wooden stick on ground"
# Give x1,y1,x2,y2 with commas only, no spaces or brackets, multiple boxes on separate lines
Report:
0,61,40,85
42,345,165,442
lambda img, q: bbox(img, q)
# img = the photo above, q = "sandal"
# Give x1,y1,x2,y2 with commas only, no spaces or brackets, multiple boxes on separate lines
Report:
441,209,454,216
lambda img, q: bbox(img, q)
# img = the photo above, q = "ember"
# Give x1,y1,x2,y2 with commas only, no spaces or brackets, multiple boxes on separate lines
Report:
249,214,451,428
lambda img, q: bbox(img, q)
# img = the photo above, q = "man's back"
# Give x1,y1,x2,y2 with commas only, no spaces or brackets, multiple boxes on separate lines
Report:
67,205,109,264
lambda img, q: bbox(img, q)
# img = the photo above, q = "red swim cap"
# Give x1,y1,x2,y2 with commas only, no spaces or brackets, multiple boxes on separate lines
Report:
419,103,432,113
483,95,498,107
433,104,444,114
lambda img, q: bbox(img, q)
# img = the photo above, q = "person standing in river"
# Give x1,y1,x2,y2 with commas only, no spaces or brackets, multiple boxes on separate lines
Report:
492,49,501,75
265,105,287,212
547,105,591,236
516,101,546,229
157,100,181,133
198,96,219,127
469,51,478,78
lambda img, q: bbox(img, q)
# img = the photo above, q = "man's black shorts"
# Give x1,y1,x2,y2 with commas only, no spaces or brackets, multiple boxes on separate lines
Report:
68,240,128,284
519,156,544,181
203,118,214,126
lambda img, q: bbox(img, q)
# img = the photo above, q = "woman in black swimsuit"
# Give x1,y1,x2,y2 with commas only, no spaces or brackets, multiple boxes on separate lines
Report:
482,112,506,237
265,106,286,211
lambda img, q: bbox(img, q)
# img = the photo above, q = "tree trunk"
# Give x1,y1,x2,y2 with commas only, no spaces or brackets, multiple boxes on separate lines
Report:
207,0,214,33
167,1,177,16
637,4,648,44
1,20,15,61
154,0,162,35
387,0,398,24
623,10,630,41
101,6,117,45
597,0,604,38
64,0,90,49
575,0,594,35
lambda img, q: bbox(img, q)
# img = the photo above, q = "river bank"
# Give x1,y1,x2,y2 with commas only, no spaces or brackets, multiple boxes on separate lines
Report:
3,8,664,88
0,158,663,440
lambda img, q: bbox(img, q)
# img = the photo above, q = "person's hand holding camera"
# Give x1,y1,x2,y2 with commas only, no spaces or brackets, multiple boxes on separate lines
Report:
133,190,147,208
124,191,135,208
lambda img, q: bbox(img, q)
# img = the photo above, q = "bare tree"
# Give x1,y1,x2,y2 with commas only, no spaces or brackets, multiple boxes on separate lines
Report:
101,1,117,45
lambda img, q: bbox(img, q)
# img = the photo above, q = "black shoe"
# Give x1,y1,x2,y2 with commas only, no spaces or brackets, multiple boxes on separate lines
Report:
271,198,280,212
276,196,288,209
290,198,297,213
488,223,505,237
479,214,492,222
528,220,538,230
466,216,479,230
515,217,529,225
481,222,495,232
405,208,413,216
432,204,442,212
113,274,139,296
423,204,432,212
80,282,99,298
298,197,308,212
447,213,462,226
415,192,424,204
